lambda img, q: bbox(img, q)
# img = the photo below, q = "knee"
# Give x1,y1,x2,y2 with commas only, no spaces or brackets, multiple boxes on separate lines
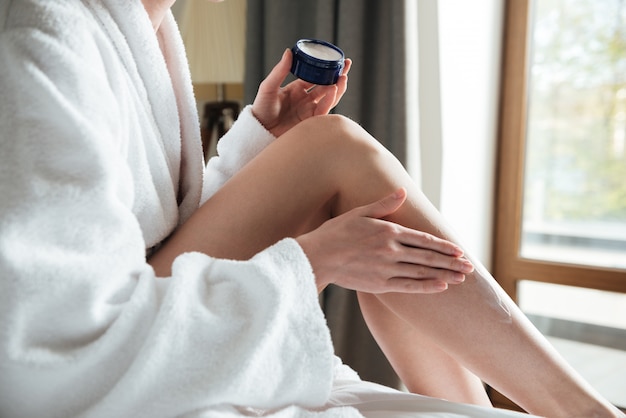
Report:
292,114,386,158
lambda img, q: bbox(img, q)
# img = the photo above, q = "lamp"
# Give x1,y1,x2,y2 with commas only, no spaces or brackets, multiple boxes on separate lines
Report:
179,0,246,159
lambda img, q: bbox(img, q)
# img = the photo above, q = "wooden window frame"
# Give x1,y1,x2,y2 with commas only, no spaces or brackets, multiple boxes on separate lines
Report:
493,0,626,300
491,0,626,411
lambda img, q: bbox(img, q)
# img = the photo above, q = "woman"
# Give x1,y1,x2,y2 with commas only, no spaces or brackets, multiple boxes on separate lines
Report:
0,0,621,417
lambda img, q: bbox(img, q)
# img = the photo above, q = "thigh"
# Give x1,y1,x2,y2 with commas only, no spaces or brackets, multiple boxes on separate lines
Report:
149,115,369,274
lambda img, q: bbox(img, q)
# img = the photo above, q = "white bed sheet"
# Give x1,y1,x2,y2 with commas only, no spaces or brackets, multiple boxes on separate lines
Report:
209,379,537,418
325,378,536,418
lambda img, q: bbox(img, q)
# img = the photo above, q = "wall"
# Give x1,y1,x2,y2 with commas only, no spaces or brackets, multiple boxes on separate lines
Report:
170,1,245,116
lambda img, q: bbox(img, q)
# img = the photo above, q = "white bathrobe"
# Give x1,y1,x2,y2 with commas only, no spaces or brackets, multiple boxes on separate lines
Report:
0,1,533,417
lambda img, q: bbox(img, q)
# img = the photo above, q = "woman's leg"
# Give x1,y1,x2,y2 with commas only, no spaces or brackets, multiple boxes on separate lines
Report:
357,292,492,406
150,114,621,417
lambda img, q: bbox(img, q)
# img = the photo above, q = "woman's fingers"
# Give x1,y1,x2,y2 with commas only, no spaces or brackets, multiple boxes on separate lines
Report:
391,259,468,283
258,49,292,94
254,52,352,136
356,188,408,219
313,86,338,116
396,227,471,261
298,189,473,294
343,232,469,290
332,58,351,107
394,223,466,258
283,57,352,116
356,189,468,260
392,245,473,276
384,277,450,294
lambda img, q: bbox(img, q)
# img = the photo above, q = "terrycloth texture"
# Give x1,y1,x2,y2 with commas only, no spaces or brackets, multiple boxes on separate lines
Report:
202,105,277,203
0,0,337,416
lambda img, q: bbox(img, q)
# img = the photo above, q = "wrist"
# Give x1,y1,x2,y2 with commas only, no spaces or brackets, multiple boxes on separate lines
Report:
295,235,331,294
250,106,265,128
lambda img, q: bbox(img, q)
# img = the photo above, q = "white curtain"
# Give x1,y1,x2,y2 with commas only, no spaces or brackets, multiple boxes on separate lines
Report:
408,0,505,268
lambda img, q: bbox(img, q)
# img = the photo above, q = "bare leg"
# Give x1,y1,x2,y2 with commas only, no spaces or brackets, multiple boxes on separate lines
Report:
357,292,491,406
150,114,621,417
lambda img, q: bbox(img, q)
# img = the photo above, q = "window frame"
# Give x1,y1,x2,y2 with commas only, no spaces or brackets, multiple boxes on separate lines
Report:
491,0,626,410
493,0,626,301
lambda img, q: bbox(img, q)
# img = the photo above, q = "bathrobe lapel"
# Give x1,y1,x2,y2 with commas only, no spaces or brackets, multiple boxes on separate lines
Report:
92,0,203,230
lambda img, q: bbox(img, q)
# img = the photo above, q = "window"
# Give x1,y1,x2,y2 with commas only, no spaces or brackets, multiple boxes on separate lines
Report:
493,0,626,411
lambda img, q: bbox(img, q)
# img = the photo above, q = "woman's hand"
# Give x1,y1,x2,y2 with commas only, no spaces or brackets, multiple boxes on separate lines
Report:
296,188,474,294
252,49,352,138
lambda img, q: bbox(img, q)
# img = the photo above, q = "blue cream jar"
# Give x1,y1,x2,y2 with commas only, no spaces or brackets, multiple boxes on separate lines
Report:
290,39,345,85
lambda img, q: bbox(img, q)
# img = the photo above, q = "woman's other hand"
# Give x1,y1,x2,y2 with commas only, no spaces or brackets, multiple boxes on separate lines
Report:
252,49,352,138
296,188,475,294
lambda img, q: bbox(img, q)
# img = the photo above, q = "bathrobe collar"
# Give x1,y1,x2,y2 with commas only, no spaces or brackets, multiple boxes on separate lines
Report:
91,0,203,226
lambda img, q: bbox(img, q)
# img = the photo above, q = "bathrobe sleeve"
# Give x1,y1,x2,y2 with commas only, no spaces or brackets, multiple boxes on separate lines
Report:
0,5,334,418
202,105,277,202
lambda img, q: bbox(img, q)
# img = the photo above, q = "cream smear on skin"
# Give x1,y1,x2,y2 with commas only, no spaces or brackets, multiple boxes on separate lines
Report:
467,253,513,323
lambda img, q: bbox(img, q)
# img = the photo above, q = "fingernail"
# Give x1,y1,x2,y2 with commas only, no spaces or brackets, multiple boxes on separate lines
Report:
393,188,406,199
453,273,466,283
462,260,474,273
448,244,463,256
